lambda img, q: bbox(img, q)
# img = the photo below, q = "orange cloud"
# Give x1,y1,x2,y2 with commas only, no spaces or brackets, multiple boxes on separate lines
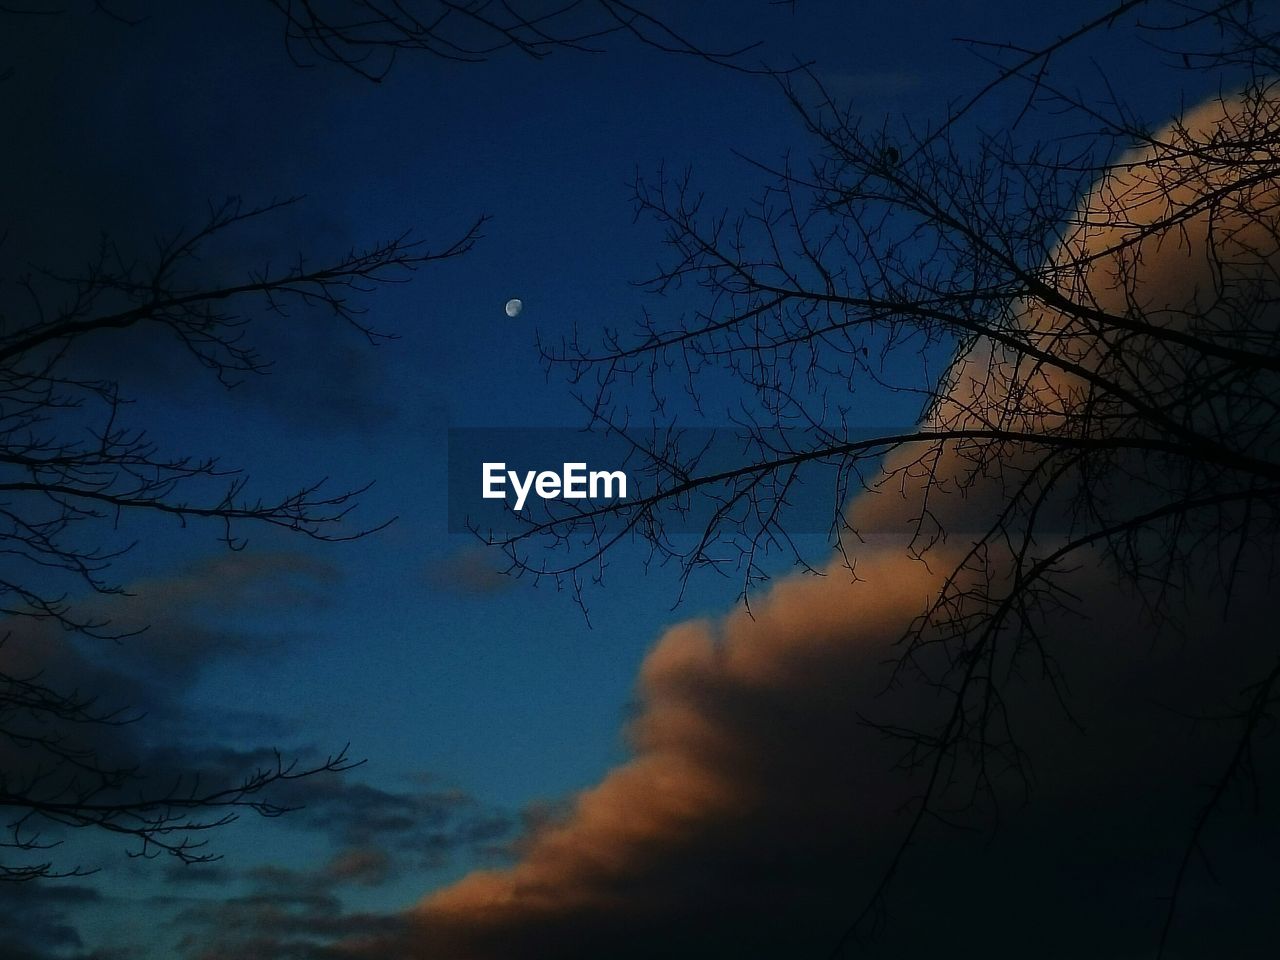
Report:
353,91,1280,959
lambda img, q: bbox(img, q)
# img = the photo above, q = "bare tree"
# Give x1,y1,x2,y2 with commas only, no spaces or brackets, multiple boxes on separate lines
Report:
3,0,778,78
268,0,774,80
485,1,1280,953
0,0,778,894
0,195,483,880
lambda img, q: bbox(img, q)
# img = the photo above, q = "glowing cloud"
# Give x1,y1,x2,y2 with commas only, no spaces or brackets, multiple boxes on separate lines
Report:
350,92,1280,959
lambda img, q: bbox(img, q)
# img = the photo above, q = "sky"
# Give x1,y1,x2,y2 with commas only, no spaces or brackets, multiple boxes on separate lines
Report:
1,2,1278,958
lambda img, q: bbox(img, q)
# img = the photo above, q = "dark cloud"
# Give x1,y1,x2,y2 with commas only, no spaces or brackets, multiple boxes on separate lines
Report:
2,550,339,732
98,551,340,683
323,848,394,888
118,744,514,870
174,874,405,960
0,552,342,883
425,545,515,596
0,883,103,960
154,769,514,958
3,547,510,955
271,773,514,870
171,851,410,960
0,2,418,438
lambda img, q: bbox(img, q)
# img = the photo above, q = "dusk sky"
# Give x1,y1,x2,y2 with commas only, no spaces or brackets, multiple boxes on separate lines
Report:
2,2,1279,958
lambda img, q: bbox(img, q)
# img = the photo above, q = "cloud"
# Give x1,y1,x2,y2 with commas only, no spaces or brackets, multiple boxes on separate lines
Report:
12,84,1259,960
308,91,1280,957
1,550,338,750
0,883,103,960
324,849,394,887
172,857,407,960
0,551,345,881
270,773,514,867
425,545,515,596
17,85,1280,960
2,547,513,955
163,782,513,960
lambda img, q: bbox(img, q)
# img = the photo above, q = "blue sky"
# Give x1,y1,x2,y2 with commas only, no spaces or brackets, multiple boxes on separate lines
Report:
1,2,1271,958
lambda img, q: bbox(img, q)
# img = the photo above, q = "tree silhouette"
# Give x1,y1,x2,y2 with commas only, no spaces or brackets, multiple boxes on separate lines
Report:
0,194,483,879
269,0,771,80
0,0,756,886
485,1,1280,953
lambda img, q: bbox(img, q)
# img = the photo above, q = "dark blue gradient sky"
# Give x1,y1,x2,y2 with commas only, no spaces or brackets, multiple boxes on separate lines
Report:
0,3,1252,957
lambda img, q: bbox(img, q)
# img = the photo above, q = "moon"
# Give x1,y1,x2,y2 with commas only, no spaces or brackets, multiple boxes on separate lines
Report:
504,298,523,318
